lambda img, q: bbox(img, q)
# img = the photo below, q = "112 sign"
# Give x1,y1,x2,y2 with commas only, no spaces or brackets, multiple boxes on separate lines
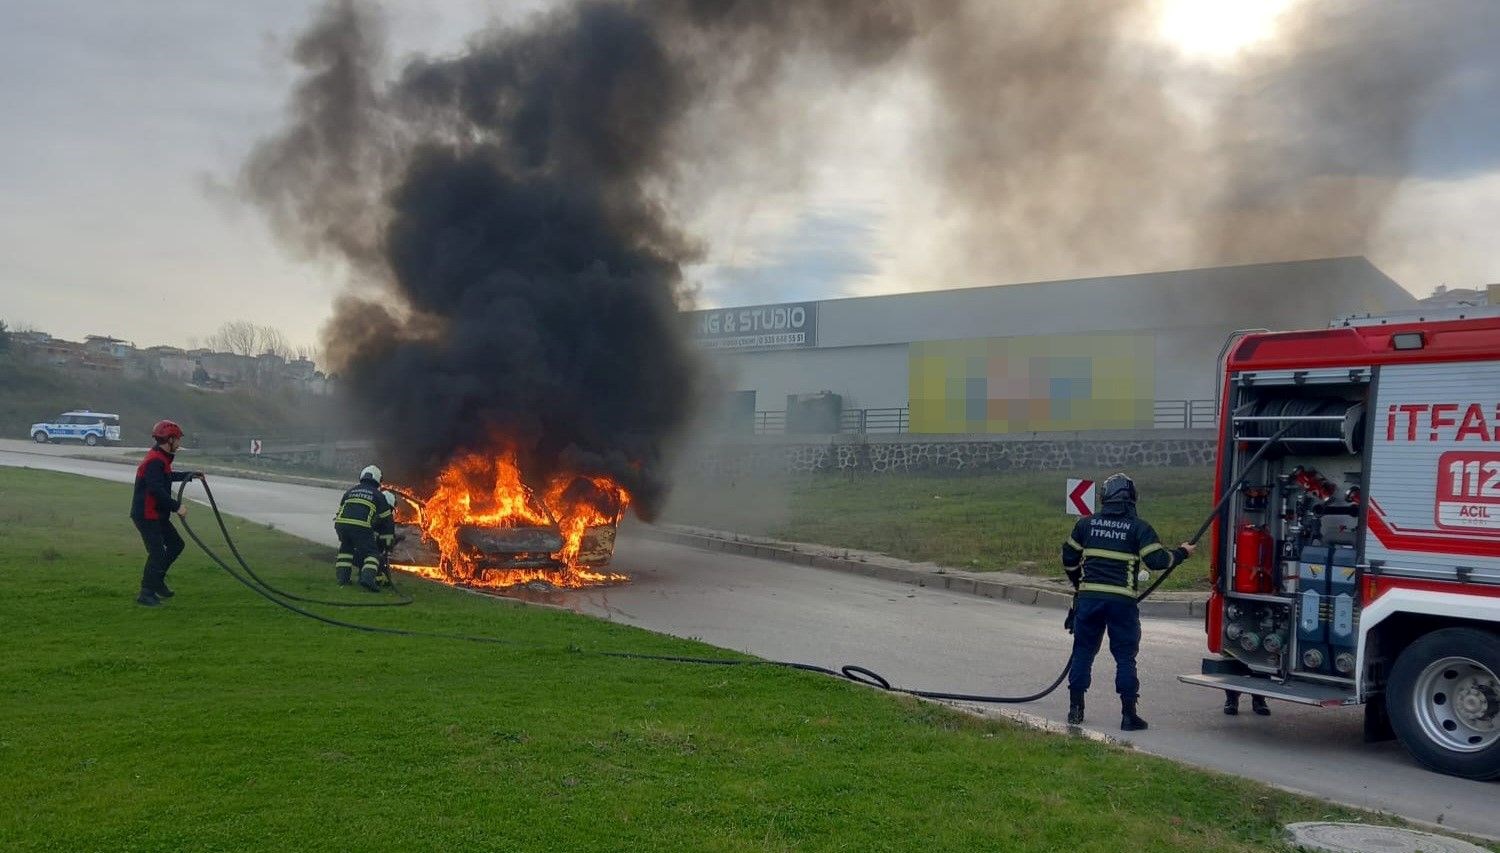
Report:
1436,451,1500,531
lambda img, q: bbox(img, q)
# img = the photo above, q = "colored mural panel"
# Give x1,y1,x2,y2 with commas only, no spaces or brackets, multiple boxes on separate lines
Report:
908,335,1155,433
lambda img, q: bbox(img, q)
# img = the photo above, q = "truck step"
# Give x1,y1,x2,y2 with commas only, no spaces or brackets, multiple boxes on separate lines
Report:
1177,673,1359,707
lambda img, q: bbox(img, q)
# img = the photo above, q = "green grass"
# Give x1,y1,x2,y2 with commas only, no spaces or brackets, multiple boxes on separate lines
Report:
665,468,1216,591
0,468,1423,851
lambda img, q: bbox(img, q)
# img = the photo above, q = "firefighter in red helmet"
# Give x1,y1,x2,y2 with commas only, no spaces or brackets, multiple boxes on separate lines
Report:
129,420,203,606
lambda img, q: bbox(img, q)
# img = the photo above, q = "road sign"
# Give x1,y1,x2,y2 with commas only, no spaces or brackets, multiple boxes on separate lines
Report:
1066,478,1095,516
250,439,262,456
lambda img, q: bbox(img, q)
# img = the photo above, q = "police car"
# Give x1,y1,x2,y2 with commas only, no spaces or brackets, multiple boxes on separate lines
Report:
30,411,123,446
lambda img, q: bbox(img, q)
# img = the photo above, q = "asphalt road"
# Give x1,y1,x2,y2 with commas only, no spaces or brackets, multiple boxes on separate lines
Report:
3,439,1495,840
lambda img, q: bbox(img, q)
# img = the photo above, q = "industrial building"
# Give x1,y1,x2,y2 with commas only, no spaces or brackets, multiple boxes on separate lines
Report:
686,257,1417,435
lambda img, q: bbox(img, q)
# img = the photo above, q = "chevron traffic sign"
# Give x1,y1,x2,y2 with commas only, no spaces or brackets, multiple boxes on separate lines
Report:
1066,478,1095,517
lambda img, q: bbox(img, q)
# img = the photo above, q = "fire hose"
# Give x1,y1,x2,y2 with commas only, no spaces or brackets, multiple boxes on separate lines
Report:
174,424,1294,707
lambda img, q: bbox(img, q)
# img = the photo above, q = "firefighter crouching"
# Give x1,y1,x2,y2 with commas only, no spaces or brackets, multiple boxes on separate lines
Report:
334,465,395,592
1062,473,1195,731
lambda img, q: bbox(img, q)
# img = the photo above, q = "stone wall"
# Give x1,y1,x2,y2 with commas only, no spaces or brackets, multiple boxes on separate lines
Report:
680,432,1216,479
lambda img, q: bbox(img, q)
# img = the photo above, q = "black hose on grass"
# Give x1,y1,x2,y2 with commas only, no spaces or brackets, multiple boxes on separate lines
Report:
180,479,413,608
173,430,1291,707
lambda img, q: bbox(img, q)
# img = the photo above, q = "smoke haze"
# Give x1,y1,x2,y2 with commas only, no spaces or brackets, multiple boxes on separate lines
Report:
244,0,1499,509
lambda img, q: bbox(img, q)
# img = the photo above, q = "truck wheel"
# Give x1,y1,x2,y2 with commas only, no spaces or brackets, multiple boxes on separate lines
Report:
1387,627,1500,780
84,433,99,446
32,431,48,444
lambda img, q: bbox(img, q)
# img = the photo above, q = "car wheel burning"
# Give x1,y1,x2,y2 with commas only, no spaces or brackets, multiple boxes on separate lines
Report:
387,453,628,590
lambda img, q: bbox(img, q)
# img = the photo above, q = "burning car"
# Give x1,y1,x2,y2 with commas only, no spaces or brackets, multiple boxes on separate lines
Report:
387,453,628,589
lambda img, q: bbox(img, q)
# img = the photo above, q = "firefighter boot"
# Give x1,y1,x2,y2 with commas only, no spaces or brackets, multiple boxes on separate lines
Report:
336,566,352,586
1223,690,1240,716
1067,690,1086,725
358,566,380,593
1251,695,1270,716
136,588,161,607
154,568,175,599
1120,697,1149,732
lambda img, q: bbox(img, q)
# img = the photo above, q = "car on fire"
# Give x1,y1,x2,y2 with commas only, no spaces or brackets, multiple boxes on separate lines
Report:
385,473,623,581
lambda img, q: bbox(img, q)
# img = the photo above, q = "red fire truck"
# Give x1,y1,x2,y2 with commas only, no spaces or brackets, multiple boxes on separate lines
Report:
1179,306,1500,780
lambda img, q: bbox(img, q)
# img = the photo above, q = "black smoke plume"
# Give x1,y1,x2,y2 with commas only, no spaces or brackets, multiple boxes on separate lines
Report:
246,0,1500,513
243,0,917,516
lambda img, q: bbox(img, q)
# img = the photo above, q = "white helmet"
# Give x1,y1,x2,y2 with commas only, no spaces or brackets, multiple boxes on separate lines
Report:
382,490,399,510
361,464,382,483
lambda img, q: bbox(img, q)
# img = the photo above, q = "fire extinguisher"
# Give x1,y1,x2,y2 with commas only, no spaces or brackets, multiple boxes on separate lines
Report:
1233,523,1273,593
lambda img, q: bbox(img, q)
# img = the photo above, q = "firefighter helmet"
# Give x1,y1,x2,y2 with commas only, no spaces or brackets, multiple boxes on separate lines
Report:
360,465,382,483
151,420,184,441
1101,473,1137,504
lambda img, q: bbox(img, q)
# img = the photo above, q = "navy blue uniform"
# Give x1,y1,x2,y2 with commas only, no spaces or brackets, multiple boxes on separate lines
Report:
1062,504,1188,699
334,476,395,589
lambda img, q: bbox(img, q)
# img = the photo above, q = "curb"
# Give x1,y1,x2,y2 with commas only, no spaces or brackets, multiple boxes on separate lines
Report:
637,524,1208,618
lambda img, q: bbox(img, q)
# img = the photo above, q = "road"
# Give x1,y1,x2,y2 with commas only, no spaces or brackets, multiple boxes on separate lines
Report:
3,439,1495,840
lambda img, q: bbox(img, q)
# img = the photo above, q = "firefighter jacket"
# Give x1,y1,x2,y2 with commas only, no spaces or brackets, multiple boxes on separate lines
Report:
131,446,193,521
1061,502,1188,599
334,477,395,538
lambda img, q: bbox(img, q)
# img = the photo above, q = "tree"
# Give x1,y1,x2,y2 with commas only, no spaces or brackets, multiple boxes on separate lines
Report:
0,319,9,353
257,326,291,359
204,320,261,356
203,320,294,358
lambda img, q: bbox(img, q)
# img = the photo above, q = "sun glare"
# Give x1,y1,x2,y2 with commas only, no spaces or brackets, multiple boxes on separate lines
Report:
1155,0,1296,61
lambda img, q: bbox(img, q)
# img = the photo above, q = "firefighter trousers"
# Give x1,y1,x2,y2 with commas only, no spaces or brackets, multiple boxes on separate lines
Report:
335,523,380,583
1067,594,1141,698
134,517,185,593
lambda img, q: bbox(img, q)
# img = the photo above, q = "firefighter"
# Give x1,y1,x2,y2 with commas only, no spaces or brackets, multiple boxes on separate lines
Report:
1223,690,1271,716
129,420,203,607
334,465,395,592
1061,473,1195,730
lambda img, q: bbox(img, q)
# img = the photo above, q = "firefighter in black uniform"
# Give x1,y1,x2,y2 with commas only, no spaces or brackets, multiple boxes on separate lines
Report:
130,420,203,606
1061,473,1195,730
334,465,395,592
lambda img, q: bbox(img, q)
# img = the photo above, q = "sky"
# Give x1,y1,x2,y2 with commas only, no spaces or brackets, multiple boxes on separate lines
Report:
3,0,1499,356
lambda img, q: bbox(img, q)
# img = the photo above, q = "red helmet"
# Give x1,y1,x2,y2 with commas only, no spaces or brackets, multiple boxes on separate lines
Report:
151,420,184,441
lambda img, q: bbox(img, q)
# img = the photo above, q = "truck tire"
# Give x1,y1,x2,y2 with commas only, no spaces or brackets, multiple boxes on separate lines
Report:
32,431,48,444
84,433,99,446
1387,627,1500,780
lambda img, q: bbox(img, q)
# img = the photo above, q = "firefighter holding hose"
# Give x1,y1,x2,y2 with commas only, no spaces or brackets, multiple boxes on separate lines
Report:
130,420,203,607
1061,473,1195,730
334,465,395,592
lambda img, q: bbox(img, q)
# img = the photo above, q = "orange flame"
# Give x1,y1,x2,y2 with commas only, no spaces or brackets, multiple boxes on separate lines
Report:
391,451,630,590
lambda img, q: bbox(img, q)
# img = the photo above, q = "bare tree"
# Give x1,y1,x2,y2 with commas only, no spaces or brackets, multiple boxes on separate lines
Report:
257,325,291,358
0,319,9,353
204,320,261,355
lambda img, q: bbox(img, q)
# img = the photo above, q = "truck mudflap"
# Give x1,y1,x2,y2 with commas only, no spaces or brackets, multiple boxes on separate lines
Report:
1178,672,1359,707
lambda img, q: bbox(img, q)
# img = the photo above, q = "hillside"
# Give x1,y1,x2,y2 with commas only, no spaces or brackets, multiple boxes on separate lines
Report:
0,354,348,446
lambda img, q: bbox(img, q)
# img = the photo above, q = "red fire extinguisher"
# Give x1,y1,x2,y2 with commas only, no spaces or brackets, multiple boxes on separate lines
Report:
1233,523,1273,593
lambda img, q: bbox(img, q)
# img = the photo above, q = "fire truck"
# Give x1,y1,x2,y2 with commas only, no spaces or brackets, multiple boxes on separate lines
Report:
1179,306,1500,780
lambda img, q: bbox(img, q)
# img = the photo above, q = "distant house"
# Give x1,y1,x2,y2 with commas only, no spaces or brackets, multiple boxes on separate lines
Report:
141,345,195,381
84,335,134,359
1418,285,1497,308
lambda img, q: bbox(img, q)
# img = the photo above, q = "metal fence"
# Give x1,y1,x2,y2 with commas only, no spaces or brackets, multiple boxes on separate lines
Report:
1153,400,1218,430
745,401,1216,436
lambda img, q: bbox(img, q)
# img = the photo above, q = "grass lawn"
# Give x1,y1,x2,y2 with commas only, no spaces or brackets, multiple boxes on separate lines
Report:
664,468,1217,591
0,467,1422,851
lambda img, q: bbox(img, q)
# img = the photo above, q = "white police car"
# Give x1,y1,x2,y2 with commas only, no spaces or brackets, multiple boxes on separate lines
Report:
30,411,122,446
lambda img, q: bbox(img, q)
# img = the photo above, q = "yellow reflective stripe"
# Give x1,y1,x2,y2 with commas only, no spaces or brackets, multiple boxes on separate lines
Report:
1079,582,1138,598
1082,548,1138,563
1139,542,1165,558
1064,538,1083,552
344,498,378,513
